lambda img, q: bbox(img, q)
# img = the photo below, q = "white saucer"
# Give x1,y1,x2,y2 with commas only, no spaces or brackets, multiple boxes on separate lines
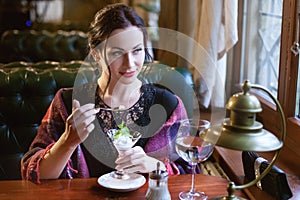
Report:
97,172,146,192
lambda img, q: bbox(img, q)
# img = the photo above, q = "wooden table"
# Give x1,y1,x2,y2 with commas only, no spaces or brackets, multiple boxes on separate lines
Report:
0,174,247,200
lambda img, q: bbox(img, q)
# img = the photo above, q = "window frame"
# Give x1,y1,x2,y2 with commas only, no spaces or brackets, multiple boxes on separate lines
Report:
230,0,300,176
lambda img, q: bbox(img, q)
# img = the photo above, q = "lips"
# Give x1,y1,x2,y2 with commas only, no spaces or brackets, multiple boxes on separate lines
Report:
120,71,135,77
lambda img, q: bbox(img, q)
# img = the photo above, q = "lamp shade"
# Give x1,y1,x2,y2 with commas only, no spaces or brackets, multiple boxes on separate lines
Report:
206,124,283,151
202,80,283,152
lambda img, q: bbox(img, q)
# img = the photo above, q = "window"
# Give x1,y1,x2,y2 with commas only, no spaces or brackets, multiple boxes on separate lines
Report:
240,0,282,97
29,0,63,23
230,0,300,173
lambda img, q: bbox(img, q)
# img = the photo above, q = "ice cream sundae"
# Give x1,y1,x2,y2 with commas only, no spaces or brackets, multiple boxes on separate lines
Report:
107,121,141,179
109,121,141,152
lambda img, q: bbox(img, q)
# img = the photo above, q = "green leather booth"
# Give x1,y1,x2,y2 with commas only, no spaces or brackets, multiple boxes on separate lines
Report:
31,21,89,32
0,61,195,180
0,30,89,63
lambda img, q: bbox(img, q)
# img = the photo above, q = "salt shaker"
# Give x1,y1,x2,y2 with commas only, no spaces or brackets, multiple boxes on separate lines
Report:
145,163,171,200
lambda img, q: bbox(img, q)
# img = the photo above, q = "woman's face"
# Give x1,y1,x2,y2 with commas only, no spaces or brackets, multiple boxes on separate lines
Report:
100,26,145,85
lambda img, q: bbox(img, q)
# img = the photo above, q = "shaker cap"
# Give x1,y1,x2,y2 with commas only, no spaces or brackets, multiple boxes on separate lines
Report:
149,162,168,180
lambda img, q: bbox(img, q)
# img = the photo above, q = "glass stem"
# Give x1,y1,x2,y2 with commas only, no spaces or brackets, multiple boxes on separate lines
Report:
190,162,197,194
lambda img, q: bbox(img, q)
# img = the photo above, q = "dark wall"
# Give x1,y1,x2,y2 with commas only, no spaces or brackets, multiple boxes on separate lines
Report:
0,0,121,35
0,1,31,34
63,0,119,23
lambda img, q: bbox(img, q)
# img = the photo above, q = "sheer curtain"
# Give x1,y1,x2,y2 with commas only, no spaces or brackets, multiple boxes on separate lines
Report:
179,0,238,109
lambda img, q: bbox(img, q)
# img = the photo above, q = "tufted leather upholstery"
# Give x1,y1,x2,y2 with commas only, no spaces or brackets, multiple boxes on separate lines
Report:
31,21,89,32
0,30,89,63
0,61,195,180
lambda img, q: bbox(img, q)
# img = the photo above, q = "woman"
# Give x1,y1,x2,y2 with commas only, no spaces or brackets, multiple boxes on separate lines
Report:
21,3,193,183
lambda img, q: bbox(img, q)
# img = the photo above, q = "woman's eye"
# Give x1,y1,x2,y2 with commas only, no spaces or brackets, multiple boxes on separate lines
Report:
110,51,123,57
133,48,143,55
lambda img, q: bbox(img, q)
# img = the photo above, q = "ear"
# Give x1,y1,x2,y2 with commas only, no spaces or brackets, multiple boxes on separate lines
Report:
90,47,107,67
90,49,101,61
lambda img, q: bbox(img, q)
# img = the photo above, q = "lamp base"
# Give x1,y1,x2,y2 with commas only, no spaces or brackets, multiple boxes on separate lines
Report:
208,182,247,200
209,195,247,200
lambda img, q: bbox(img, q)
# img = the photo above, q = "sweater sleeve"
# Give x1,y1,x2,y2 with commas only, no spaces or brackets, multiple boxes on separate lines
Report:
144,95,199,174
20,88,81,183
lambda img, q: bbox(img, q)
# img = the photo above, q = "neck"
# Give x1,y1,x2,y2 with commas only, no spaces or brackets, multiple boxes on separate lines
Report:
98,77,142,109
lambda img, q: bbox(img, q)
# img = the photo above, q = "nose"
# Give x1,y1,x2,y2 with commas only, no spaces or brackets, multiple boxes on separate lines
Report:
123,52,135,68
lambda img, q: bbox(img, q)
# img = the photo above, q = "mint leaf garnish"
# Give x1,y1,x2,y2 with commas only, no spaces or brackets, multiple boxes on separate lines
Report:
113,121,131,139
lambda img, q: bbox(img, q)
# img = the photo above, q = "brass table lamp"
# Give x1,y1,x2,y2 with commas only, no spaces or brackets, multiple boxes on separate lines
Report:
203,80,286,200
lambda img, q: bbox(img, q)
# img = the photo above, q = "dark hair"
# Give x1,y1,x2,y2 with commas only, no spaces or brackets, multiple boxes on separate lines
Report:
88,3,152,96
88,3,152,60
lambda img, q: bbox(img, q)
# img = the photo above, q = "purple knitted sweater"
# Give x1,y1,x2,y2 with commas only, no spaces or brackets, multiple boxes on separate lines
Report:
21,85,194,183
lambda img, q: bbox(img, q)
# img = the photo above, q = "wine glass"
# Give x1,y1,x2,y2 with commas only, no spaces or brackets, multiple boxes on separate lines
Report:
175,119,214,200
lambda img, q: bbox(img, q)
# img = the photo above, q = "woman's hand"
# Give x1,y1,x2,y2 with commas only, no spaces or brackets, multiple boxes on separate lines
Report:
115,146,166,173
38,100,99,179
63,100,100,148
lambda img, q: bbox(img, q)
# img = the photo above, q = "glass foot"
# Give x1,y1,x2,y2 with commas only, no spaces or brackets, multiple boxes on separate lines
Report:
110,171,130,180
179,191,208,200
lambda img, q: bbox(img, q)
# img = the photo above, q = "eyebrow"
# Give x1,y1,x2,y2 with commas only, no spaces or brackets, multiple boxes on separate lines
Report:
110,43,143,51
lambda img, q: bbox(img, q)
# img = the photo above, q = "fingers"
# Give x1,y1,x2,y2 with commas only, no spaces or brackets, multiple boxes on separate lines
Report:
71,100,99,128
75,113,98,136
73,108,96,130
116,156,163,173
115,159,145,173
65,100,100,143
73,103,97,120
115,147,144,163
115,146,163,173
115,147,143,170
73,99,81,111
122,164,145,174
